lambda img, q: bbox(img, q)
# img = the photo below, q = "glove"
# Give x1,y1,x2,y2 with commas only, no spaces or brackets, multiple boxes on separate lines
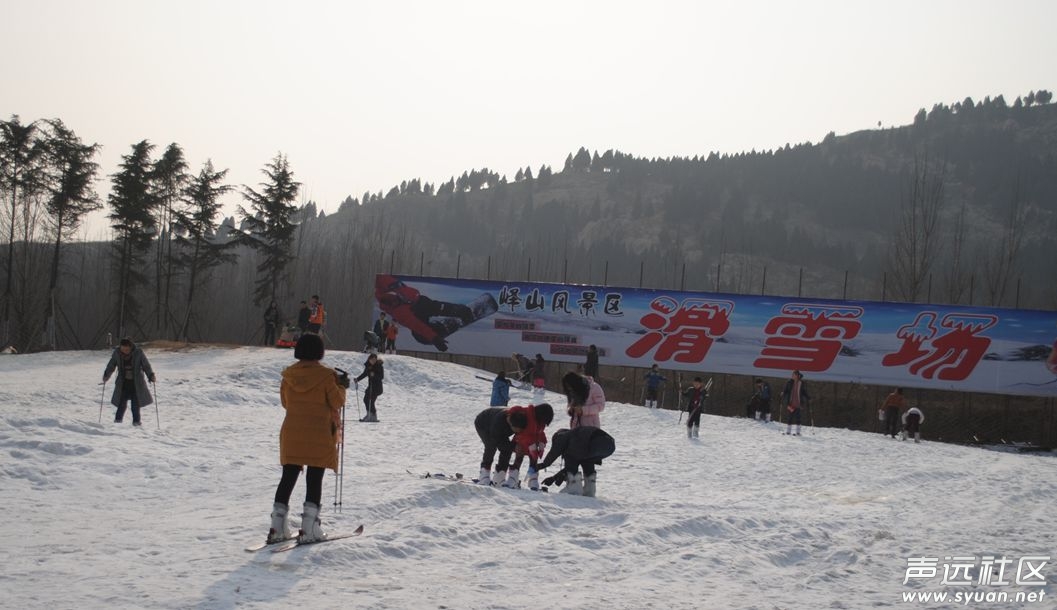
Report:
335,369,351,389
148,374,156,383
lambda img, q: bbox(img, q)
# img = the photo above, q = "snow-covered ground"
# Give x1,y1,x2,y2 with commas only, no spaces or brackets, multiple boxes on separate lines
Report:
1,346,1055,609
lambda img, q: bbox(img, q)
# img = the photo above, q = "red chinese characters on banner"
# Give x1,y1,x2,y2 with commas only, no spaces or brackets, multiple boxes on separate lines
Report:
753,304,864,372
625,297,733,364
881,312,998,381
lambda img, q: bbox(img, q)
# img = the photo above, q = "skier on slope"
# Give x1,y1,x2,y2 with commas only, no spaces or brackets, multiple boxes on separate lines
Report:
267,334,348,544
682,376,707,438
354,353,384,422
537,426,615,497
374,274,475,352
643,364,666,408
491,371,513,407
531,354,547,391
473,403,554,490
753,377,772,422
511,352,533,383
102,337,156,426
306,295,326,335
561,371,605,429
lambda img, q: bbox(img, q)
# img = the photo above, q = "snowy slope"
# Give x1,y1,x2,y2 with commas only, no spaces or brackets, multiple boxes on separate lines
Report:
1,346,1055,609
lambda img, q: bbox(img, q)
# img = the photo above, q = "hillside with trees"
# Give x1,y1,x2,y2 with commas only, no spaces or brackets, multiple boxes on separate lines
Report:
2,91,1056,352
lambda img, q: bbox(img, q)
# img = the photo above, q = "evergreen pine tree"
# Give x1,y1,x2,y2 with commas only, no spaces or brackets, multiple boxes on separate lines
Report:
235,153,301,306
108,140,159,338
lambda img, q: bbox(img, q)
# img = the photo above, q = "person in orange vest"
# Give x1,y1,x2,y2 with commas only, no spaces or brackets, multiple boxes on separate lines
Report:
307,295,325,335
385,322,398,354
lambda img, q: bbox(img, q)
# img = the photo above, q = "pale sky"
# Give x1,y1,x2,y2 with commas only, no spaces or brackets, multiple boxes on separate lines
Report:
3,0,1055,237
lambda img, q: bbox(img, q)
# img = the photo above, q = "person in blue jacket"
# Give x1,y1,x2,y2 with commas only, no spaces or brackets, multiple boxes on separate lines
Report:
490,371,512,406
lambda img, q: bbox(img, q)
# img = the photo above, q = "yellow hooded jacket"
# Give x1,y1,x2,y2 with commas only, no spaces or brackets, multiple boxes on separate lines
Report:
279,360,346,470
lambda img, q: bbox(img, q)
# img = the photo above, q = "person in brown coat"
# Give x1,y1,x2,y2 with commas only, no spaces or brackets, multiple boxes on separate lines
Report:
267,333,348,544
880,388,907,439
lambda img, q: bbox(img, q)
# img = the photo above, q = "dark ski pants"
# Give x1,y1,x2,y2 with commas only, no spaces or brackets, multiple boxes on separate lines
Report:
564,458,596,478
884,407,900,437
686,408,703,428
786,407,802,426
264,323,277,346
274,464,325,507
904,414,921,435
475,410,514,471
363,389,380,415
115,385,141,425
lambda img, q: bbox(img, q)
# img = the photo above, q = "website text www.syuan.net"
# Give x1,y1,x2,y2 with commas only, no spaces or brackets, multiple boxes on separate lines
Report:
902,590,1047,605
901,555,1050,605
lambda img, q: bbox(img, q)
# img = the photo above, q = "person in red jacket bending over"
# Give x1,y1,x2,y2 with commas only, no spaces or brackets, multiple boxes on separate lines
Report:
473,403,554,490
374,275,475,352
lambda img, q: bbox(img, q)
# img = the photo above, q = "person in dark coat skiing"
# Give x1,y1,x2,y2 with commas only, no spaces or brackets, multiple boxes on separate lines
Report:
491,371,512,407
682,377,708,438
373,312,390,346
267,333,347,544
537,426,615,497
780,370,810,436
354,353,384,422
584,344,600,379
263,301,280,346
474,403,553,490
102,338,156,426
881,388,907,438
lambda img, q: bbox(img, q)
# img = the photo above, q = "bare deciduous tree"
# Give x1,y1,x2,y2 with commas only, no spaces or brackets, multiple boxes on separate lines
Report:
888,153,946,302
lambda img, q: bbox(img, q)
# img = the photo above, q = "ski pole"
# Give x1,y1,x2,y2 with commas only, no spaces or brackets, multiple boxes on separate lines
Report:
98,380,107,424
335,402,346,512
152,381,160,430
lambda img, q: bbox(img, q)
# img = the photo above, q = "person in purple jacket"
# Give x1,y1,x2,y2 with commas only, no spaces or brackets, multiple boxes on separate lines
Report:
561,371,605,429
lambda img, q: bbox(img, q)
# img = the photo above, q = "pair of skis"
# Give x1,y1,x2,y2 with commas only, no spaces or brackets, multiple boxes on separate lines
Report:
245,524,364,553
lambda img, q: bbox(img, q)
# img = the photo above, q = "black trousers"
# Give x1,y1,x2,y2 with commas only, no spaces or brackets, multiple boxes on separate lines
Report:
686,407,702,428
884,407,900,437
115,384,140,424
564,458,596,478
475,409,514,471
363,389,378,414
274,464,325,506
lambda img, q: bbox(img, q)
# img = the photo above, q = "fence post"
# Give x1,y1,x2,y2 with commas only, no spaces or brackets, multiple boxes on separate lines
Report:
797,267,803,297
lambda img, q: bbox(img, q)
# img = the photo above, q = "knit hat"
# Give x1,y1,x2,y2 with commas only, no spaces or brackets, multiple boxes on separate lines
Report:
294,334,325,361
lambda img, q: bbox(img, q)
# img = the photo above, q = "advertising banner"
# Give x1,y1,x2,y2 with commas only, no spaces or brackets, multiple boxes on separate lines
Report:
372,274,1057,397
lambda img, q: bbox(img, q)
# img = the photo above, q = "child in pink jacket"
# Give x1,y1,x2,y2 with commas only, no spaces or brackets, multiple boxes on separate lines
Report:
561,372,605,429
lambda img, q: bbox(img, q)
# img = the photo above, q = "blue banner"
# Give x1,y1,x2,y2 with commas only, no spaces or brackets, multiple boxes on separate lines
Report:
373,274,1057,397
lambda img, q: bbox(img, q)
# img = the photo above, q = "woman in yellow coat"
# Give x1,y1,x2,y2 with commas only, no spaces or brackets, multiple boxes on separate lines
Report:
267,334,347,544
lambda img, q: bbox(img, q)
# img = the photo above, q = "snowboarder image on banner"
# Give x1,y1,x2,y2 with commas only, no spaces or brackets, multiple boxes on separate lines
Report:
491,371,513,407
1047,335,1057,375
374,274,498,352
644,364,666,408
354,353,384,422
682,377,708,438
780,370,810,436
537,427,615,497
881,388,907,438
268,334,347,545
561,371,605,429
473,404,553,490
901,406,925,443
102,337,156,426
